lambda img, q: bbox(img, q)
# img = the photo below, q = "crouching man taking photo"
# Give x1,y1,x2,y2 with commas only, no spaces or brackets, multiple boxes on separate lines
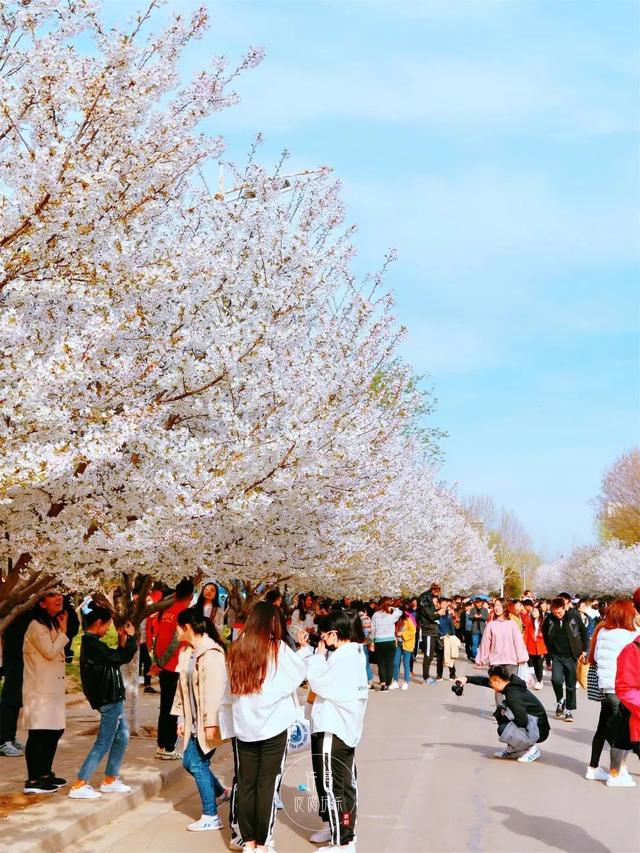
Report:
455,665,550,763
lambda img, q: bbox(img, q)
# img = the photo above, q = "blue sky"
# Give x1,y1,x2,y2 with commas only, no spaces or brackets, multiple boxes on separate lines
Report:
105,0,639,558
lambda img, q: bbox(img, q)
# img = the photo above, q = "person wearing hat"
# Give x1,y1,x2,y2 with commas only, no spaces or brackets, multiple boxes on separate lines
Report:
469,597,489,662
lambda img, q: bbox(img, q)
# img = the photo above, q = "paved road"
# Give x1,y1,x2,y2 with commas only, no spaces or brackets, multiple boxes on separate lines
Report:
65,659,639,853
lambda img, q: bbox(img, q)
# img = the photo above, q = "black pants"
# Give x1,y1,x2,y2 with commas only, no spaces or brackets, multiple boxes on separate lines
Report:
590,693,623,767
25,729,63,781
229,737,241,840
235,730,287,846
375,642,395,686
157,670,179,750
422,634,437,680
436,640,456,679
139,643,152,686
529,655,544,683
0,703,20,744
0,663,23,742
551,654,577,710
311,731,357,846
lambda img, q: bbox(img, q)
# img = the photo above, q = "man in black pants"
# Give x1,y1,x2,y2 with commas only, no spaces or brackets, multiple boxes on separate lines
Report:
418,584,440,685
0,611,31,757
543,596,589,723
153,578,194,759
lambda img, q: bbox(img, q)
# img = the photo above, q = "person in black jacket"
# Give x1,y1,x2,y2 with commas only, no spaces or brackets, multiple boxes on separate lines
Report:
0,610,32,757
542,597,589,723
418,583,440,684
68,602,137,800
457,666,550,762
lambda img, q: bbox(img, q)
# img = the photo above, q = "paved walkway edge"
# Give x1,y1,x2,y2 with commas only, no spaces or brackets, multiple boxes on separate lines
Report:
6,760,185,853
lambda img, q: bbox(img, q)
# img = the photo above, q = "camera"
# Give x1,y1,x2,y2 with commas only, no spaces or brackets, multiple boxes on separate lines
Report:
451,681,464,697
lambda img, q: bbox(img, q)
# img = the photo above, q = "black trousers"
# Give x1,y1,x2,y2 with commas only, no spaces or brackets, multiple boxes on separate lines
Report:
311,731,357,846
236,730,288,846
422,634,438,680
139,643,152,686
229,737,240,840
375,642,395,686
551,655,577,710
529,655,544,683
590,693,623,767
25,729,63,780
0,702,20,744
0,662,23,742
157,670,179,750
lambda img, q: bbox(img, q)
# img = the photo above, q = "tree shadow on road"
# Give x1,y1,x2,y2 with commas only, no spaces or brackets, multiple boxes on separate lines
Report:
545,724,593,746
492,805,612,853
423,737,588,777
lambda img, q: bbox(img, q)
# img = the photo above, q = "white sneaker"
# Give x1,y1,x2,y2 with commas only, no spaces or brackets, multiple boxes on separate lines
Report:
68,784,102,799
389,680,400,690
216,787,231,804
606,772,636,787
517,745,541,763
585,766,609,781
229,836,244,850
160,749,182,760
100,778,131,793
400,682,409,690
187,814,223,831
0,740,23,757
155,747,165,758
534,682,543,691
494,750,516,759
310,824,332,843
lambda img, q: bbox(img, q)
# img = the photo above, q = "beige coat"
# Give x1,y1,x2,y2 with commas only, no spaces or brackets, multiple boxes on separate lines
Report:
22,620,68,730
172,635,227,754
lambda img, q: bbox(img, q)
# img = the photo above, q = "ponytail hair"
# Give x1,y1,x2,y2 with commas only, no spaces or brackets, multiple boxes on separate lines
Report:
84,602,112,627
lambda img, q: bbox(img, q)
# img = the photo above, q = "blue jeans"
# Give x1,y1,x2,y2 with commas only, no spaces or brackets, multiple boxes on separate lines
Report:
78,700,129,781
393,644,411,682
363,644,373,682
471,633,481,660
182,735,224,816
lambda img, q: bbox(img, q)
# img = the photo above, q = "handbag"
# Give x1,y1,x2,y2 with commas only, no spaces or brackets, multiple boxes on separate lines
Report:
517,663,536,689
576,657,589,690
287,688,311,752
587,661,604,702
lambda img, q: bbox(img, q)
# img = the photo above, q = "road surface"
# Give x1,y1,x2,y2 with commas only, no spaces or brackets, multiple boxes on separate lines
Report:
64,659,639,853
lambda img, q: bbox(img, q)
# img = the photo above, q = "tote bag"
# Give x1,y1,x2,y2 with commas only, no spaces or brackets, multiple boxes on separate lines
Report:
287,688,311,752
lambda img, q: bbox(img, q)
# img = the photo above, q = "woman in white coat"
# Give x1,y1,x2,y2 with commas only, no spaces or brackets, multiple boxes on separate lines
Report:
227,601,306,853
297,609,369,853
22,590,69,794
587,599,640,786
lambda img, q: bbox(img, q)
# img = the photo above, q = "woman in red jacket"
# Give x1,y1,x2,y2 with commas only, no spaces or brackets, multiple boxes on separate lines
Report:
524,605,547,691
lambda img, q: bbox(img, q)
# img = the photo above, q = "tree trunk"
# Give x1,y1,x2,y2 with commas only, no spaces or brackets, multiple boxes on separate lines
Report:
122,648,141,736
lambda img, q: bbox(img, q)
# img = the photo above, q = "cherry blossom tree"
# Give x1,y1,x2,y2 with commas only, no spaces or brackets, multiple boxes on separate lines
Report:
1,0,497,647
536,542,640,597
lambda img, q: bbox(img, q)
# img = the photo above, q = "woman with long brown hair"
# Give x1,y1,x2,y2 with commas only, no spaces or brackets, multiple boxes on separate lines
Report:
585,599,639,786
227,601,306,852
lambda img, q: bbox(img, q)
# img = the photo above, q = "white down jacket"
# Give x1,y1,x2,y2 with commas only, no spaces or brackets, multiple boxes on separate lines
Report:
594,628,639,692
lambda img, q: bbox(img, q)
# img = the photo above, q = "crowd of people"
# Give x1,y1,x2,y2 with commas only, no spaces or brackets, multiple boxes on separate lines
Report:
0,579,638,852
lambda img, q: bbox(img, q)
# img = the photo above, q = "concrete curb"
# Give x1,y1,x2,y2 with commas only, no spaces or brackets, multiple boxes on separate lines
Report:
4,759,185,853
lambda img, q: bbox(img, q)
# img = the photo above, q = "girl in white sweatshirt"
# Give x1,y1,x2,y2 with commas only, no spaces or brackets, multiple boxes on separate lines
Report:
297,609,369,853
227,601,306,852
